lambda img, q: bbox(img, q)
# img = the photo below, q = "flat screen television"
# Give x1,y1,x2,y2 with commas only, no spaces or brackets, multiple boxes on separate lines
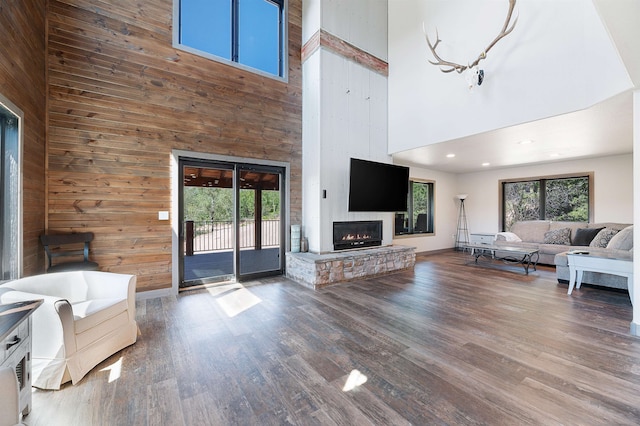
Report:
348,158,409,212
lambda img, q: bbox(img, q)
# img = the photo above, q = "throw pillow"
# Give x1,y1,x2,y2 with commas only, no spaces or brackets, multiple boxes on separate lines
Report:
589,228,620,248
573,227,604,246
495,232,522,242
607,225,633,250
543,227,571,245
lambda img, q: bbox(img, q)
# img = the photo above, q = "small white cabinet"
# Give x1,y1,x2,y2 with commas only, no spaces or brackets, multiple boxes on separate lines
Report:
1,299,42,417
470,233,496,245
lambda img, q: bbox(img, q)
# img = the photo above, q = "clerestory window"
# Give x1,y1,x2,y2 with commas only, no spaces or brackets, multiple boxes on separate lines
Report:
176,0,286,78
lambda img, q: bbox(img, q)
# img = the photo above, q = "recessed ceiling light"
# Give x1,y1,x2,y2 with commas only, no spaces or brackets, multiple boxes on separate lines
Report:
446,153,455,158
518,139,533,145
482,162,490,167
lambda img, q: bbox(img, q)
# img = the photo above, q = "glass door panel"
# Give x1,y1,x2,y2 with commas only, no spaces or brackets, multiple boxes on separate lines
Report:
237,167,283,279
180,161,235,287
179,159,285,286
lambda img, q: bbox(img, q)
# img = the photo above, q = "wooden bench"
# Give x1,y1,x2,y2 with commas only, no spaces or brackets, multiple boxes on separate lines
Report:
40,232,99,273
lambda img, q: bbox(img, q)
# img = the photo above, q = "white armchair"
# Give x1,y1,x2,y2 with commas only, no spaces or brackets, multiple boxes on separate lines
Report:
0,271,137,390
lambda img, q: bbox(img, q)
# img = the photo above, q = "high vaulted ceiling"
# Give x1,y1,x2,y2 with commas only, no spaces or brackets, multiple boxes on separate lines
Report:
389,0,640,174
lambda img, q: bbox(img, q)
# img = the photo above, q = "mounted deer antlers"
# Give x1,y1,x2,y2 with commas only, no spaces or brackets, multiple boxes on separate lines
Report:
424,0,518,74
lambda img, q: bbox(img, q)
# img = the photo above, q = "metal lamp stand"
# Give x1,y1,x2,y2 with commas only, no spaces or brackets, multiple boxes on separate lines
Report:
455,196,469,250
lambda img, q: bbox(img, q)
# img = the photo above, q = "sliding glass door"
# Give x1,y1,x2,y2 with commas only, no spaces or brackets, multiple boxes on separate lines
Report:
179,158,284,287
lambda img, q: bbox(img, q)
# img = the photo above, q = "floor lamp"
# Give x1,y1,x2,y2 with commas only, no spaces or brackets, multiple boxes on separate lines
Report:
455,194,469,250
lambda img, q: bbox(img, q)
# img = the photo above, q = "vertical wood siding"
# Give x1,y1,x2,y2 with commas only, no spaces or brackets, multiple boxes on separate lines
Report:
0,0,47,276
47,0,303,292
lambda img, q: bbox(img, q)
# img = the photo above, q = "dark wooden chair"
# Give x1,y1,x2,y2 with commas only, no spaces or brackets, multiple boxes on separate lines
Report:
415,214,428,232
40,232,99,273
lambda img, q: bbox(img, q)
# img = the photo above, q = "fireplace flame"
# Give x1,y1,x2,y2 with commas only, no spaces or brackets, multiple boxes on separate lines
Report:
333,221,382,250
342,233,372,241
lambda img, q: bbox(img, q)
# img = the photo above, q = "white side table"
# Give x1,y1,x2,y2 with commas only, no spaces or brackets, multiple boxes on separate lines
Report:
566,252,633,303
470,233,496,245
1,299,42,416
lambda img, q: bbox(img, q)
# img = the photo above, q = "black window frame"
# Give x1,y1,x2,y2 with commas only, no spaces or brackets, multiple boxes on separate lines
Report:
0,98,21,282
499,172,594,231
394,180,435,236
176,0,286,78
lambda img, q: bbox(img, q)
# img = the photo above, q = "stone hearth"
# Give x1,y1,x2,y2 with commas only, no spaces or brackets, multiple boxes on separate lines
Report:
285,245,415,289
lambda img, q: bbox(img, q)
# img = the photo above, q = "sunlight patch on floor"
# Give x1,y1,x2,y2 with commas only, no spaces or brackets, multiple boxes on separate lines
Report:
342,369,368,391
100,356,123,383
208,284,262,318
205,283,243,297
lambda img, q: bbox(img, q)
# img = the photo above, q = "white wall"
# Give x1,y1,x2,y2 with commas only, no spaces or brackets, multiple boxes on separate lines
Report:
302,0,391,253
315,49,391,252
302,0,321,43
392,166,459,253
303,0,388,57
388,0,632,152
456,154,633,234
632,91,639,335
321,0,388,61
394,153,632,255
302,52,322,253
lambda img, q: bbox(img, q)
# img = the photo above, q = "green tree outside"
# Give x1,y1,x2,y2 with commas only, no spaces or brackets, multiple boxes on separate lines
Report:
503,177,588,230
184,187,280,222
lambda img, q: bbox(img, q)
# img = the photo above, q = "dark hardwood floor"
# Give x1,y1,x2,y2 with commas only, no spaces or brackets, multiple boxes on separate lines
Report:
26,251,640,425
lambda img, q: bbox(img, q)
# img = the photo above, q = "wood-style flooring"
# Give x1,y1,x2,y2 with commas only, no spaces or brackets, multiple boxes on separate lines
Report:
26,251,640,425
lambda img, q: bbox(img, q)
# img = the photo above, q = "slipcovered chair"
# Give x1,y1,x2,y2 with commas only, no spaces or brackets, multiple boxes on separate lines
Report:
0,271,137,390
0,366,24,426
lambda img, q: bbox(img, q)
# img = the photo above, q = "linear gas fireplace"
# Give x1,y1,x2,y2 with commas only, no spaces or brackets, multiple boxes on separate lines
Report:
333,220,382,251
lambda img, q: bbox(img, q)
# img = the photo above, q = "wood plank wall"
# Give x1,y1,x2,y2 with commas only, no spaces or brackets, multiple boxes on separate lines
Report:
46,0,303,292
0,0,47,276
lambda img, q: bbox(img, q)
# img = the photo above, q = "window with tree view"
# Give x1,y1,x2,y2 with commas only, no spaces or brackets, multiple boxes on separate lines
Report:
501,174,591,230
0,100,20,281
177,0,285,77
395,180,434,236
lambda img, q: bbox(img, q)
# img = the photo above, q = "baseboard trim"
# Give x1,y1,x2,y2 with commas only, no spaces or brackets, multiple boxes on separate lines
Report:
416,248,454,256
136,288,173,301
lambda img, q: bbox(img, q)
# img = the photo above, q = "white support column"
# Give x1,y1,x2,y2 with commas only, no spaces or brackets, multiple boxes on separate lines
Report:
300,0,390,254
632,90,640,336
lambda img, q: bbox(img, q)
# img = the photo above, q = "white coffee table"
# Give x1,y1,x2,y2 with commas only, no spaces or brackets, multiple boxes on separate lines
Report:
566,251,633,302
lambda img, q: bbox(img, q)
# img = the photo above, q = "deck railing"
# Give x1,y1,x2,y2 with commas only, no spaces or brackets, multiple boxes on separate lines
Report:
184,220,280,254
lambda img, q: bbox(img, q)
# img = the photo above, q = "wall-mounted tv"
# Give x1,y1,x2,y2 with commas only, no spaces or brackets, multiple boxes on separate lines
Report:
348,158,409,212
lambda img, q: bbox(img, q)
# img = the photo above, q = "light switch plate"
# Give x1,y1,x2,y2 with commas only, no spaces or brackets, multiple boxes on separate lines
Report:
158,211,169,220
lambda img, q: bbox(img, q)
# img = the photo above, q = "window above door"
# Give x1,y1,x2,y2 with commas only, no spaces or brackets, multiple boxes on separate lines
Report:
175,0,286,79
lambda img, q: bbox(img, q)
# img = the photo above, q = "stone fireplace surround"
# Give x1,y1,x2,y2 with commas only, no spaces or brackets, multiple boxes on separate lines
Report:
286,245,416,290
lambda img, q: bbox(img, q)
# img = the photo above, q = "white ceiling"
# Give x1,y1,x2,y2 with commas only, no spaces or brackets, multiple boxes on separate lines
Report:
392,90,633,173
390,0,640,174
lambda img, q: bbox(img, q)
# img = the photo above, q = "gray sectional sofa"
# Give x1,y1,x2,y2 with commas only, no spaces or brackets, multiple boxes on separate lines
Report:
493,220,633,289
